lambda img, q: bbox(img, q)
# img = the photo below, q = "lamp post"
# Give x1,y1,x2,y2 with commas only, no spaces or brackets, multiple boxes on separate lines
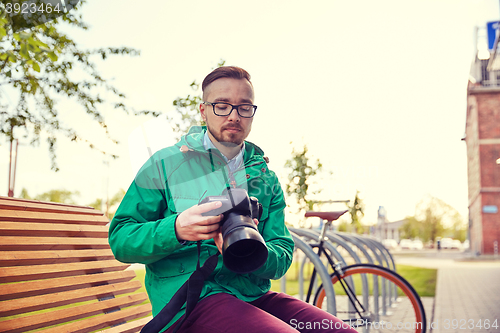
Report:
7,138,18,197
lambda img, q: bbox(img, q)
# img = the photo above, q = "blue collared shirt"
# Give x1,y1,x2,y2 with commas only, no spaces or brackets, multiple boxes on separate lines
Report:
203,131,245,174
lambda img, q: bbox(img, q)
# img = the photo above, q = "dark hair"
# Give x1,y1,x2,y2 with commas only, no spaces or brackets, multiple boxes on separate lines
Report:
202,66,252,97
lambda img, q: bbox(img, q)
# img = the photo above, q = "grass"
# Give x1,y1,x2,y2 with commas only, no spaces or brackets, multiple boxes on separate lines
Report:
270,264,437,298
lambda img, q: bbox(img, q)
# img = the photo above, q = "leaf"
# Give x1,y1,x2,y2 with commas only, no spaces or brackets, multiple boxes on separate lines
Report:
20,44,30,59
19,31,31,40
47,52,58,61
32,62,41,72
6,50,16,62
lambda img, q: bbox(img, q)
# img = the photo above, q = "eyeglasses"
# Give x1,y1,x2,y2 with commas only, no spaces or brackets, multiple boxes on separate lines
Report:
204,102,257,118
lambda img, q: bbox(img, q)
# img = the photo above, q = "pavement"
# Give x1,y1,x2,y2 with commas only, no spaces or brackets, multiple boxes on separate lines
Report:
393,250,500,333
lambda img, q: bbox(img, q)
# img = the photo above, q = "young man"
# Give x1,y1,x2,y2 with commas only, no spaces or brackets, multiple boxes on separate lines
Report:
109,66,357,333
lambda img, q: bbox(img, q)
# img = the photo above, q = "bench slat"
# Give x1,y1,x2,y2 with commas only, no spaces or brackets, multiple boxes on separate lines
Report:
0,293,149,333
0,196,102,215
0,196,151,333
41,303,152,333
1,280,143,317
0,210,109,225
0,249,114,266
99,316,153,333
0,259,129,283
0,236,110,251
0,270,137,301
0,221,108,238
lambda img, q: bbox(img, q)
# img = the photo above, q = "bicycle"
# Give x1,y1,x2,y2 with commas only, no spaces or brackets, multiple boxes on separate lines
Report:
289,210,426,333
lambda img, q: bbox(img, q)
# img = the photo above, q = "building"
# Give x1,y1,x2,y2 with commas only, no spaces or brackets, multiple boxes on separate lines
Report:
374,206,406,243
465,52,500,255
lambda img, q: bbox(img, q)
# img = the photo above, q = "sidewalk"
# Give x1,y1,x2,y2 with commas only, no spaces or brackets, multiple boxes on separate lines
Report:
394,251,500,333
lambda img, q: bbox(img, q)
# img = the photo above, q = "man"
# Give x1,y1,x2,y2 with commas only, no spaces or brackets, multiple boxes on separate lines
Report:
109,66,357,333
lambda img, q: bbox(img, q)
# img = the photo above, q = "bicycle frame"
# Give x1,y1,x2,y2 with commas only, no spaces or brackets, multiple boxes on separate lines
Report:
304,219,369,324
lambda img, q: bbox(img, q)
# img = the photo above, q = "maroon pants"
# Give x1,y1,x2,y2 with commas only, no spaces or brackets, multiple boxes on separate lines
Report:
165,291,358,333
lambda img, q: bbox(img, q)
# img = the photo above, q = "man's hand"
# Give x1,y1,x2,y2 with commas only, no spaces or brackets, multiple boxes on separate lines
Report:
175,201,224,242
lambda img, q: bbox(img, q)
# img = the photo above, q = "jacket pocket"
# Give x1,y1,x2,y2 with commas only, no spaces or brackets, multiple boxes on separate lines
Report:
149,246,209,278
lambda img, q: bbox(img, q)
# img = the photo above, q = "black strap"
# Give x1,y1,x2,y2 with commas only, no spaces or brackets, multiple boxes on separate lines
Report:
140,243,219,333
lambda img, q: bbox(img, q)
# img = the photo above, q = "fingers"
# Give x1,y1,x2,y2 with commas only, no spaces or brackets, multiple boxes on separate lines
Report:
192,201,223,215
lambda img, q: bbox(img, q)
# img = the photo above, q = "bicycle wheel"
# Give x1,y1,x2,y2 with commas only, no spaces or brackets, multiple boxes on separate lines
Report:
314,263,426,333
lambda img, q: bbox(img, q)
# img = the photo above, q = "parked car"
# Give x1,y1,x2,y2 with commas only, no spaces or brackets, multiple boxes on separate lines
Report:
451,239,462,250
440,238,461,249
399,239,413,249
382,239,398,250
411,239,424,250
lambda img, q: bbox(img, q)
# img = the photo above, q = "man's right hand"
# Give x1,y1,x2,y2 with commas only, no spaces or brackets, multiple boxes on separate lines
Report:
175,201,224,243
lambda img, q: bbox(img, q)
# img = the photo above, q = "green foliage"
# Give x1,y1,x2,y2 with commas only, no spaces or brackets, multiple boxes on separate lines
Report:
347,190,365,234
166,60,225,141
400,196,466,243
87,188,125,219
337,220,349,232
19,187,80,204
399,216,421,240
168,80,205,141
0,1,160,171
284,144,323,223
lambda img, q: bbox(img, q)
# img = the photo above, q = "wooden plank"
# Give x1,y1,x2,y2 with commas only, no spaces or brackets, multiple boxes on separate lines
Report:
0,236,110,251
0,196,102,215
0,280,143,317
0,249,114,267
0,222,109,238
0,294,150,333
0,210,109,225
39,303,153,333
99,316,153,333
0,260,129,283
0,270,137,301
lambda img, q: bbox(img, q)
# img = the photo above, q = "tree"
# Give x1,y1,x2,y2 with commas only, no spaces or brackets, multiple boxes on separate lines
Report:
166,60,225,141
399,216,420,240
19,187,80,204
0,1,159,171
284,144,323,226
400,196,465,243
88,188,125,220
346,191,365,234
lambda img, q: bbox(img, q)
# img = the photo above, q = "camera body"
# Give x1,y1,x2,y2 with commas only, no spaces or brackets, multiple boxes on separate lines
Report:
200,188,268,274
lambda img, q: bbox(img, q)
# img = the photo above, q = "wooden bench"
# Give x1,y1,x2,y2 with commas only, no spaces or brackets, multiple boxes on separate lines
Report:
0,196,152,333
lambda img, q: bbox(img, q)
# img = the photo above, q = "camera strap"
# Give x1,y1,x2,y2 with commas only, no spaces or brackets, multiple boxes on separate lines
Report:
140,241,220,333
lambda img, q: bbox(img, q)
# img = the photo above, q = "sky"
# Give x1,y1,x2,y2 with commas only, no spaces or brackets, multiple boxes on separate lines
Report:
0,0,499,227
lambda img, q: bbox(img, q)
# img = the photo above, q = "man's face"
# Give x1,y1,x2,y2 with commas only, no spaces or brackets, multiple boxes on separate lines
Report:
200,78,254,147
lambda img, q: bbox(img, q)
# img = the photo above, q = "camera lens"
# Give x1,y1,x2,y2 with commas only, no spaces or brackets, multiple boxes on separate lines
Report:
221,213,268,274
226,239,259,258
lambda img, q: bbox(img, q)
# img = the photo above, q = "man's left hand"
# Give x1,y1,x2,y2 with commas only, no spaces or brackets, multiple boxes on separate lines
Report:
213,218,259,254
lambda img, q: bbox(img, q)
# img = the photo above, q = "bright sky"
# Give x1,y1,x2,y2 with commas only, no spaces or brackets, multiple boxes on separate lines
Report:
0,0,499,226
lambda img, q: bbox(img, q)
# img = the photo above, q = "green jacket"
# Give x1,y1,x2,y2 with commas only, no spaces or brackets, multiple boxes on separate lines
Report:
109,126,294,330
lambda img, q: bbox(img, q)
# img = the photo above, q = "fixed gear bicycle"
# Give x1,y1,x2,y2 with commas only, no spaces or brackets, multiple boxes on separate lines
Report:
295,210,426,333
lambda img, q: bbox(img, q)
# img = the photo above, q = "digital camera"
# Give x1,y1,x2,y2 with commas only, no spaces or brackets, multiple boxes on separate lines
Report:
200,188,268,274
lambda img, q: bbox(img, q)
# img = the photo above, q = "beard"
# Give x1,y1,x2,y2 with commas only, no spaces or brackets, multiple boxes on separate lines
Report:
206,119,247,147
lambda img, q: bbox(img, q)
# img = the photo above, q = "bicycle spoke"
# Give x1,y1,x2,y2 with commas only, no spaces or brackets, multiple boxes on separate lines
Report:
314,264,426,333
